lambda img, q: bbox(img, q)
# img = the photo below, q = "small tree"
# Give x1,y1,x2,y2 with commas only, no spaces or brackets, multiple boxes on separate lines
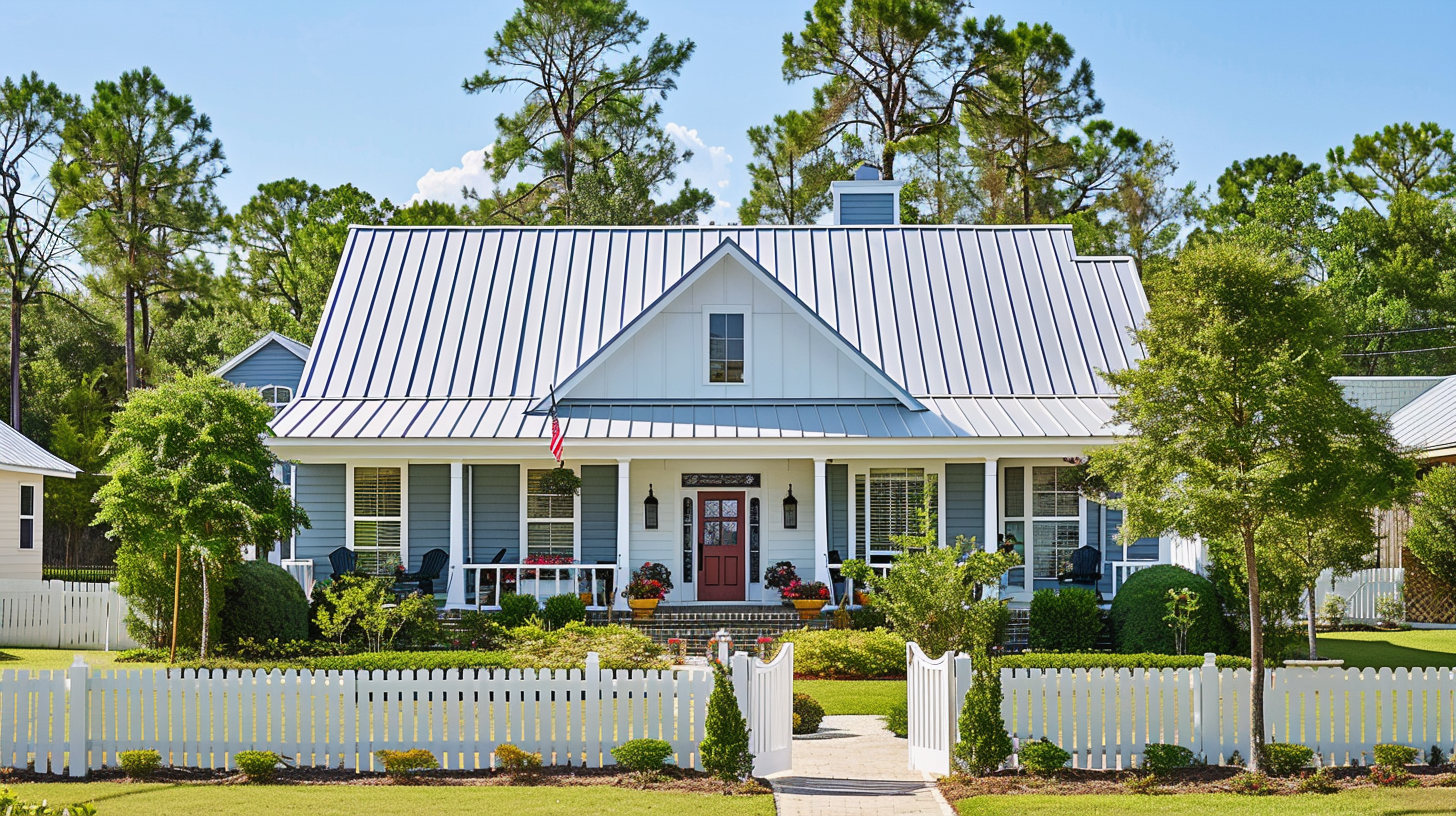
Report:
1164,587,1199,656
95,374,308,660
954,598,1013,775
699,663,754,788
1409,465,1456,589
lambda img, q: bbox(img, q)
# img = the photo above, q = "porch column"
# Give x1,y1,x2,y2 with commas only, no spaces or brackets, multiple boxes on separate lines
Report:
615,459,631,611
446,460,466,607
813,459,829,586
984,457,999,600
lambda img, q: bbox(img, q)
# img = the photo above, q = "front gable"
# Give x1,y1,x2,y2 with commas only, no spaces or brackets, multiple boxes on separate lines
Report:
548,242,922,408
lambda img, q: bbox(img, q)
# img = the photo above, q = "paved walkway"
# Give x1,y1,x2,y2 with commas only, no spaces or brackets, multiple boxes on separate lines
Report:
768,715,954,816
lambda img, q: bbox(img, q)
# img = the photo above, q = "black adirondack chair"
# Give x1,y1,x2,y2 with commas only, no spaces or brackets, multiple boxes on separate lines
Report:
397,548,450,595
1060,545,1103,590
328,546,356,578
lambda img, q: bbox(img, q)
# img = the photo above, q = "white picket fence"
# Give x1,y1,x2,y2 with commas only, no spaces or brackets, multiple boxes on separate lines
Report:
0,646,792,777
908,645,1456,774
1313,567,1404,623
0,580,139,650
733,641,793,775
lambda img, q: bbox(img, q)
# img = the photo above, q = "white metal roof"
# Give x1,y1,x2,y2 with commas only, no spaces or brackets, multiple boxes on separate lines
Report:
1387,375,1456,454
277,225,1147,441
0,422,78,477
212,331,311,378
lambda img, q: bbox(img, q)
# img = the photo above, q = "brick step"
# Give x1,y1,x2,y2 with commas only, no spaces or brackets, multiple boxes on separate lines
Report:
588,607,830,654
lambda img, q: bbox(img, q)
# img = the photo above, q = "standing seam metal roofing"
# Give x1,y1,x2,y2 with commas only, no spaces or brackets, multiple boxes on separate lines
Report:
277,226,1146,440
0,421,78,476
1387,375,1456,452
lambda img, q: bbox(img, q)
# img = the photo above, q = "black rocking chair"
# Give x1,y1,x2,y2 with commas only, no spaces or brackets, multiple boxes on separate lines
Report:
396,548,450,596
327,546,357,578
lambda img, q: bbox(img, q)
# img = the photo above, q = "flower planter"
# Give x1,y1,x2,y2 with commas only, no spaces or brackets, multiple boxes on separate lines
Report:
628,598,660,620
792,599,828,620
853,591,868,606
578,591,594,607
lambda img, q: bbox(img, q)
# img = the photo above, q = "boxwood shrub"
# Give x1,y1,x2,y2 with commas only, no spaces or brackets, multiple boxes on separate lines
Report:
1019,738,1071,776
1110,565,1232,656
1141,743,1193,775
611,738,674,772
793,692,825,734
885,700,908,738
998,652,1250,671
1373,744,1418,768
1028,588,1103,652
118,749,162,780
234,750,279,782
774,628,906,678
1262,743,1313,776
221,561,310,646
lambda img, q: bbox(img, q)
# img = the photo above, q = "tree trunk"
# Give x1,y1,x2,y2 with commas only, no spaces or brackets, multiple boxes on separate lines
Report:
1244,529,1265,770
168,541,181,663
10,285,20,430
881,143,896,181
124,282,137,392
199,551,210,660
1306,583,1319,661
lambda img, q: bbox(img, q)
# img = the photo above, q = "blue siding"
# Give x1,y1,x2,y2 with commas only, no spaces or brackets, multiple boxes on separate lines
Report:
408,464,450,573
471,465,519,563
945,463,985,548
221,340,306,391
580,465,617,565
827,464,848,559
294,464,345,580
838,193,896,225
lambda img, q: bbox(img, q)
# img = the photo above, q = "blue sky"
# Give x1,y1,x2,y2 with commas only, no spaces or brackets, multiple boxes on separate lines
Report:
7,0,1455,223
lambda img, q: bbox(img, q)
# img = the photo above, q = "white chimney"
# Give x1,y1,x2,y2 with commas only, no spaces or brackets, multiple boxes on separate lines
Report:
831,165,905,225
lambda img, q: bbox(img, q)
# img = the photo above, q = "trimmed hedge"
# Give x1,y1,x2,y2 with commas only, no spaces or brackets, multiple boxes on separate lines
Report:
774,627,906,678
998,652,1251,670
1028,588,1103,652
1109,565,1232,656
221,561,310,645
305,651,514,672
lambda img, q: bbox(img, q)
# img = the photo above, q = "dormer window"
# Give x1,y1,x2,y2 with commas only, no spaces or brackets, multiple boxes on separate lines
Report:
259,385,293,411
708,312,745,383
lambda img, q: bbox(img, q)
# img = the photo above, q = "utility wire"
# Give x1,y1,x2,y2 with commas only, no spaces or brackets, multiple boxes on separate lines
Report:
1342,344,1456,357
1345,325,1456,338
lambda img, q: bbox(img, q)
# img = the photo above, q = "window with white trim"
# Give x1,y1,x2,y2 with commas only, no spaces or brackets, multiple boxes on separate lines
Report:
353,466,402,574
19,485,35,550
707,312,745,383
259,385,293,411
526,469,574,558
1031,466,1080,578
864,468,937,556
1002,466,1026,579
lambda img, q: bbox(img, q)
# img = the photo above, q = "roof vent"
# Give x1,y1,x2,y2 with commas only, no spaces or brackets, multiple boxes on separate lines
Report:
832,166,904,226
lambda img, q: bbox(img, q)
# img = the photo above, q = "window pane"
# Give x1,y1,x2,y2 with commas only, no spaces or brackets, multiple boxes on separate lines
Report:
354,467,401,518
704,500,720,518
725,313,743,337
709,338,726,360
1003,467,1024,518
20,485,33,517
1031,466,1076,518
704,522,721,546
19,518,32,549
527,470,575,520
1004,521,1025,558
1032,520,1080,578
725,339,743,361
721,500,738,517
725,361,744,382
709,361,726,382
527,522,573,558
710,313,725,337
722,521,738,547
868,468,932,547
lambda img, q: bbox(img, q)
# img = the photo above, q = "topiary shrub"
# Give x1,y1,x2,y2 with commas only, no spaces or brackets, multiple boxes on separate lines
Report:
775,628,906,679
700,663,754,786
1141,743,1193,775
118,749,162,780
953,603,1013,776
1261,743,1312,776
1110,565,1231,655
541,593,587,629
375,748,438,781
1028,588,1103,652
885,700,908,738
1018,738,1071,776
221,560,309,646
611,738,674,775
234,750,280,782
1374,744,1418,768
497,593,541,628
793,693,825,734
495,743,542,773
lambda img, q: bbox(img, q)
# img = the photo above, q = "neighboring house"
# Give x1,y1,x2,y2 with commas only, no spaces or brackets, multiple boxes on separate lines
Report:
0,423,79,580
214,331,311,562
267,173,1165,610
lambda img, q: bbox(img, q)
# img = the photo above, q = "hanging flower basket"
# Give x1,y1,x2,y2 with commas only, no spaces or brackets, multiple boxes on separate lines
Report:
537,465,582,496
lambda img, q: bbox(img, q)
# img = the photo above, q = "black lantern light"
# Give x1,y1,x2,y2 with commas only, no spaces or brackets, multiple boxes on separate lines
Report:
644,484,659,529
783,484,798,529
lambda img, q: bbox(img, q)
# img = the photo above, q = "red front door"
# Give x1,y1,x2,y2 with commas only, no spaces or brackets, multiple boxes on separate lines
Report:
697,492,746,601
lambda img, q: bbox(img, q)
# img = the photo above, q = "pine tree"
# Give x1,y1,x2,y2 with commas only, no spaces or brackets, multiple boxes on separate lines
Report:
699,663,754,787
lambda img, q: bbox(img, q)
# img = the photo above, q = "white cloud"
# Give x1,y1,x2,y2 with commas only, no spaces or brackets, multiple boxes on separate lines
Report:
410,145,493,205
665,123,735,222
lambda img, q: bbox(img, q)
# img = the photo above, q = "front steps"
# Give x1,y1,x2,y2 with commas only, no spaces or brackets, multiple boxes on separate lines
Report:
589,604,830,656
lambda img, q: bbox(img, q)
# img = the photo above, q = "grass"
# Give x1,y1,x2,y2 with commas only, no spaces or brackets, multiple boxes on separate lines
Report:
0,648,162,672
1316,629,1456,669
794,679,904,715
5,783,775,816
954,790,1456,816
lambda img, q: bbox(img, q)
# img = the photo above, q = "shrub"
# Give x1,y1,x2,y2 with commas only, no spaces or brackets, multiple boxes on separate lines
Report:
304,650,513,672
863,543,1018,656
849,606,888,630
1296,768,1338,794
1431,745,1448,767
505,622,667,670
1141,743,1193,775
496,593,540,628
1373,743,1418,768
1370,765,1416,787
231,637,346,660
1375,594,1405,627
885,700,908,738
542,593,587,630
453,611,506,650
611,738,674,773
1018,739,1071,776
0,788,97,816
221,560,310,647
998,652,1251,670
375,748,438,780
495,743,542,772
234,750,280,782
1027,588,1103,652
954,605,1013,776
775,628,906,679
1228,771,1272,795
118,749,162,780
1261,743,1313,776
1124,773,1162,794
1409,465,1456,588
700,663,754,785
1110,566,1232,655
1320,594,1348,628
793,693,825,735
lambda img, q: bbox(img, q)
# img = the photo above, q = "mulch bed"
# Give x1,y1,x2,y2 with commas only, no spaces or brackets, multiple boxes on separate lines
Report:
0,764,771,795
938,765,1456,801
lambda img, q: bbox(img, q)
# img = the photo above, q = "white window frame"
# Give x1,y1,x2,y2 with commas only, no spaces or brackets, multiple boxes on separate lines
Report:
346,463,409,573
848,461,945,563
702,306,751,386
1029,464,1082,580
258,384,293,410
18,483,38,550
521,464,581,562
1001,465,1029,592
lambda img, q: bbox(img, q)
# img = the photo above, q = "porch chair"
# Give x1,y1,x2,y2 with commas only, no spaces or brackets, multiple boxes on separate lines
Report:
827,549,845,603
396,548,449,595
327,546,356,578
1059,544,1105,601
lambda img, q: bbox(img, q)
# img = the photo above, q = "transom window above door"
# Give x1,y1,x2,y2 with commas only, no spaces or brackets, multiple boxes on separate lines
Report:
707,312,745,383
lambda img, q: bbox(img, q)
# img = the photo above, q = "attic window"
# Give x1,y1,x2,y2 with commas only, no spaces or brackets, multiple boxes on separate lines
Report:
259,385,293,410
708,312,745,383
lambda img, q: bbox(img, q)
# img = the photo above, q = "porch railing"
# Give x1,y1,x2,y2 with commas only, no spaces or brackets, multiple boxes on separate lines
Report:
461,563,618,611
1109,560,1159,595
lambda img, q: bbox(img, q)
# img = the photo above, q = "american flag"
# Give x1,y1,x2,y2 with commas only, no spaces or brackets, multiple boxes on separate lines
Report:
548,390,564,462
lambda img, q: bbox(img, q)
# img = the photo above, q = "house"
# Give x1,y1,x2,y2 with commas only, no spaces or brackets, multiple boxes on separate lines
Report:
0,423,79,580
266,173,1165,610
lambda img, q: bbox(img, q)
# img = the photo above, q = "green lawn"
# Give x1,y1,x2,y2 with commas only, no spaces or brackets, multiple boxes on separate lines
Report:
794,679,905,715
0,648,160,672
1316,629,1456,669
6,783,774,816
955,790,1456,816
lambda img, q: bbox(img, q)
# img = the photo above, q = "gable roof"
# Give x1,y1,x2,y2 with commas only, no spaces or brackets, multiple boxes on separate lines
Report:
1387,375,1456,455
1334,376,1446,417
0,423,78,478
213,331,311,379
276,225,1147,441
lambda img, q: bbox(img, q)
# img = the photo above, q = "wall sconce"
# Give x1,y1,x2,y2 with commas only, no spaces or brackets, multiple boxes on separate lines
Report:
644,484,659,529
783,485,798,529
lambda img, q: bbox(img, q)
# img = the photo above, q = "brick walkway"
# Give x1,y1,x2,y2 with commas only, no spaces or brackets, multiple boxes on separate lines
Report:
768,715,954,816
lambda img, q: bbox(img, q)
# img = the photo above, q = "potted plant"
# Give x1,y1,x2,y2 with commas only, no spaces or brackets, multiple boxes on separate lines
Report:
763,561,799,606
840,558,873,605
536,465,582,496
626,564,670,619
782,579,831,620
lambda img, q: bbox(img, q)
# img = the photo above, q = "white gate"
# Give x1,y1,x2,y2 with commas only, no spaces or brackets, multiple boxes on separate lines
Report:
732,641,793,775
906,642,971,775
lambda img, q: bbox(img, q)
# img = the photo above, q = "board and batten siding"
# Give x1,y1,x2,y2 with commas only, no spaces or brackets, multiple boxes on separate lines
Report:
294,464,345,579
580,465,618,566
837,193,895,225
471,465,518,563
408,464,450,573
219,340,306,391
944,463,986,548
0,472,41,580
827,464,848,559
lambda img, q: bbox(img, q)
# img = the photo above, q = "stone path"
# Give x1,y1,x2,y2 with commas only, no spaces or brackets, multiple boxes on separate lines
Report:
768,714,954,816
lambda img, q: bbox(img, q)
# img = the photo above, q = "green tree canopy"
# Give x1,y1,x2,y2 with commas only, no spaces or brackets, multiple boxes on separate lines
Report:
1328,122,1456,212
738,105,842,225
1408,465,1456,590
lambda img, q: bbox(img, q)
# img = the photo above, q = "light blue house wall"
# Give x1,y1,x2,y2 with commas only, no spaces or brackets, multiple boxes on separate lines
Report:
837,193,896,225
408,464,450,574
471,465,518,563
579,465,618,565
294,463,345,580
219,341,306,391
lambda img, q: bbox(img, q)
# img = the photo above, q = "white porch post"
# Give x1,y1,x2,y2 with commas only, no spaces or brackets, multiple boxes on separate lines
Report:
984,457,999,599
813,459,829,586
615,459,631,611
446,460,465,607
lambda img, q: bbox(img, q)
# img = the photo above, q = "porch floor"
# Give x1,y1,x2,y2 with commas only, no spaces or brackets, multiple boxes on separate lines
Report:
588,604,829,654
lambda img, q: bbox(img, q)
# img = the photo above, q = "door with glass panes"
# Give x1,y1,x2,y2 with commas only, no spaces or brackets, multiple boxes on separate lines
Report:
697,492,745,601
